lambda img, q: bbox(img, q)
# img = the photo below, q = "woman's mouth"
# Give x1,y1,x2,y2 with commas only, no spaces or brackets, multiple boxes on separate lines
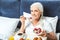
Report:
30,17,32,19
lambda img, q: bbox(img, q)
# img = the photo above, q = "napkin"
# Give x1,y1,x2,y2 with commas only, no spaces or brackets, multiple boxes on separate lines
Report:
23,12,32,19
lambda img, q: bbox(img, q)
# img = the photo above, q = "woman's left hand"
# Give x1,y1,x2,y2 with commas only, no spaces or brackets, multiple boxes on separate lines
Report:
37,30,47,37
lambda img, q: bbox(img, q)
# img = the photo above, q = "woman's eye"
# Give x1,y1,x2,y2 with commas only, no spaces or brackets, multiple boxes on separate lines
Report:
30,10,38,12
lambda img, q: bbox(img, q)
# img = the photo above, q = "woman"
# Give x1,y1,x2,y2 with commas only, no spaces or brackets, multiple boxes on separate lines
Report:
19,2,57,40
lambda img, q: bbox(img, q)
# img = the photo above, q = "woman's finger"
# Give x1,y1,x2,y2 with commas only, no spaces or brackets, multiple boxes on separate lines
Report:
20,16,24,18
38,30,47,37
42,30,46,33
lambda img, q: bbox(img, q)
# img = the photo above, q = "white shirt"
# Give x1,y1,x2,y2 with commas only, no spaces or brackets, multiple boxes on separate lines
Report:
25,18,53,39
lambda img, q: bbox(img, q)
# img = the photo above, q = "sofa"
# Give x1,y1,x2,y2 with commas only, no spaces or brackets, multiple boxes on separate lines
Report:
0,0,60,40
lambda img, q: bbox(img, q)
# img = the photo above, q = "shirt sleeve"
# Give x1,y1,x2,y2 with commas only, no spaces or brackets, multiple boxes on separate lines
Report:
25,18,31,27
43,20,54,33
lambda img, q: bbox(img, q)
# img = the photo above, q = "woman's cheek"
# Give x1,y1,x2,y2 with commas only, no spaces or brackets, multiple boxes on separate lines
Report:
36,16,39,19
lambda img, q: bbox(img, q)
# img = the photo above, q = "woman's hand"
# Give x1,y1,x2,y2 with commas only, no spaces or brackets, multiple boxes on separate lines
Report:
19,16,26,33
38,30,47,37
20,16,26,24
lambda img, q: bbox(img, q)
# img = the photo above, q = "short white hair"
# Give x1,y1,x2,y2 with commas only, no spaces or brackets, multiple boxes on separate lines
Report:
30,2,43,13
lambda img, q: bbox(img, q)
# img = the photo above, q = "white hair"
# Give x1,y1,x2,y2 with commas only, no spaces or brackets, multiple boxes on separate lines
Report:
30,2,43,13
30,2,44,19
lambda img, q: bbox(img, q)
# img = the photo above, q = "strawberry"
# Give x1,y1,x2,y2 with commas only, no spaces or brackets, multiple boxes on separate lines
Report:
33,28,42,34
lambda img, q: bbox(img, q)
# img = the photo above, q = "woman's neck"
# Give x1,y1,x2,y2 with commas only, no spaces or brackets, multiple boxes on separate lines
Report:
32,19,39,26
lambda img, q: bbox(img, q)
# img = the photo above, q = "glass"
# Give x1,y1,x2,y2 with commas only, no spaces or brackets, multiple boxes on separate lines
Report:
8,36,14,40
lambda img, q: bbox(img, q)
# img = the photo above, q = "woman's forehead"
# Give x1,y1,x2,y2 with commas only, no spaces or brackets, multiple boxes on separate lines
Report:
30,6,39,10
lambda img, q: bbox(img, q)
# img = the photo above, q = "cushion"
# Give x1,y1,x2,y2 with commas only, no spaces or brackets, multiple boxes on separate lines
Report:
0,0,20,18
44,16,58,33
0,16,19,39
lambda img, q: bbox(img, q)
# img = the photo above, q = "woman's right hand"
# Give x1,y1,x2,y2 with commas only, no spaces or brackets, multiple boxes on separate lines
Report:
19,16,26,33
20,16,26,24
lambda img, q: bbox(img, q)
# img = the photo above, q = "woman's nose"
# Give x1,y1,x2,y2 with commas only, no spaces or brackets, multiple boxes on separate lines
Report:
32,13,35,16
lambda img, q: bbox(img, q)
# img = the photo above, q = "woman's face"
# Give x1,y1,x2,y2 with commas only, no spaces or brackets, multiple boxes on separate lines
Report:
30,6,42,20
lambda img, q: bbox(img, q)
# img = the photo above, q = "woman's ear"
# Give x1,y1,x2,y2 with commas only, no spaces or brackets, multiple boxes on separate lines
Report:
39,14,42,19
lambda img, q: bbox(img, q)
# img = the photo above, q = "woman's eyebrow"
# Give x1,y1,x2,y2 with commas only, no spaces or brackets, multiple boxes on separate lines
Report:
34,10,38,12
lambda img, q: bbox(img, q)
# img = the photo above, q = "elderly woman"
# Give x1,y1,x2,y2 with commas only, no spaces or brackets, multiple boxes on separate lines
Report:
19,2,57,40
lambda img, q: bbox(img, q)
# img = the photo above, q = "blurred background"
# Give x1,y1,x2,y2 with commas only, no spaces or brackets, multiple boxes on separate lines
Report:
0,0,60,33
